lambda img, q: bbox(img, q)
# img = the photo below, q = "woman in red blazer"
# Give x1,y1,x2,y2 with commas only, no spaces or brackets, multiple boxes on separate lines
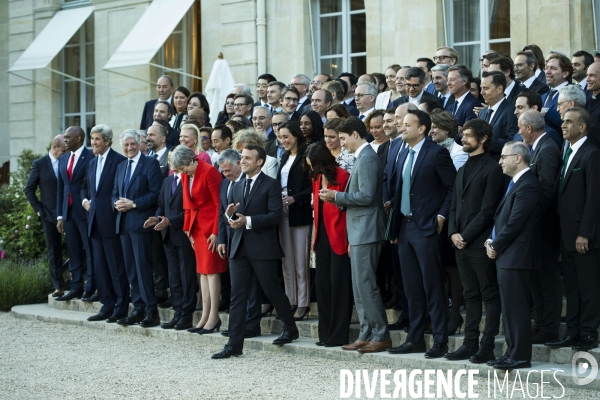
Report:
171,145,227,334
305,143,352,347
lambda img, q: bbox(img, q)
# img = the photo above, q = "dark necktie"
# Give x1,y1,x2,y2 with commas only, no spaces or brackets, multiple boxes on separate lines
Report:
154,154,158,159
359,114,365,121
67,153,75,206
450,101,458,115
244,178,253,200
529,146,535,160
123,159,133,193
485,109,494,123
544,89,557,107
171,175,178,194
559,146,573,190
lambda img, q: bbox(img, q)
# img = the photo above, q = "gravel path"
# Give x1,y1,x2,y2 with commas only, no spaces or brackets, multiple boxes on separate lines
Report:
2,312,599,399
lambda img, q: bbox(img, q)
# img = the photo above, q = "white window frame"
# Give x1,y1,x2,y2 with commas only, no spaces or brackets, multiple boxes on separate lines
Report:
315,0,366,74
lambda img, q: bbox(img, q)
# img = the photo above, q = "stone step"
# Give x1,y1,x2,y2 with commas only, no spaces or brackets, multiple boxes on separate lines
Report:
12,303,600,393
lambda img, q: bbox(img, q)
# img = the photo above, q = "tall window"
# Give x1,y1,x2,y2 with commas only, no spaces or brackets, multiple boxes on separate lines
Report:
61,17,94,144
315,0,366,77
447,0,510,76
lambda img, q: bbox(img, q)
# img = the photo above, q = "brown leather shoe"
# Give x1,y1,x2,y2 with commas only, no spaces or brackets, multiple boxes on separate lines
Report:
342,339,370,351
357,338,393,354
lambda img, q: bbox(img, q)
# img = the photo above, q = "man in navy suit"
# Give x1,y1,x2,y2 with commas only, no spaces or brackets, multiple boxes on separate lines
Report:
542,54,573,134
488,56,526,106
55,126,95,301
81,125,129,322
387,110,456,358
25,135,66,297
112,130,163,328
514,91,563,149
140,75,174,130
514,52,550,96
446,65,481,131
478,71,518,157
390,67,442,109
338,72,358,108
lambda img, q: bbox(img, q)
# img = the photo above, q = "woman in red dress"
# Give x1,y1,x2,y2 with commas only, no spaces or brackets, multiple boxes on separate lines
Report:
170,145,227,334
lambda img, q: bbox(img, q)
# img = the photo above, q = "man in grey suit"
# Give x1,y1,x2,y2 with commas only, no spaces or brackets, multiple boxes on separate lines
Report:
319,116,391,353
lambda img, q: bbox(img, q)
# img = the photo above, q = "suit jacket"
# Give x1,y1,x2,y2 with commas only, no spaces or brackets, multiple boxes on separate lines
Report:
335,144,386,246
265,139,278,160
542,86,569,133
181,161,222,239
345,98,357,109
218,174,244,247
528,78,550,95
140,99,157,130
392,138,456,238
228,172,285,260
505,82,527,105
390,90,443,109
376,140,391,166
57,146,92,222
530,134,561,209
277,147,312,227
441,94,456,110
344,103,360,116
557,139,600,251
149,146,172,179
382,138,405,203
25,155,59,223
491,170,543,270
478,99,518,155
448,153,504,248
111,153,162,234
82,149,126,237
166,126,179,148
155,175,189,247
446,91,481,128
424,81,437,95
264,127,276,142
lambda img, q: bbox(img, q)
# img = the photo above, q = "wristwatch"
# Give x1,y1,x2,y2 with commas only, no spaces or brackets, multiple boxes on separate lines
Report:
132,202,137,209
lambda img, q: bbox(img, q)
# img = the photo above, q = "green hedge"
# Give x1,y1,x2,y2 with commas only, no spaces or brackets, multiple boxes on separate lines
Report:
0,259,51,311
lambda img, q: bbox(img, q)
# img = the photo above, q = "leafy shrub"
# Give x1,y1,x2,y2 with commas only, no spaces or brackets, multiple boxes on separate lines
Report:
0,258,52,311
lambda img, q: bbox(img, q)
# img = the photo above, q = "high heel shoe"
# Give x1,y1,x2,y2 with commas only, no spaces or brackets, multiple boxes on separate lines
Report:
293,307,309,321
261,304,274,317
447,316,464,336
187,323,205,333
197,319,222,334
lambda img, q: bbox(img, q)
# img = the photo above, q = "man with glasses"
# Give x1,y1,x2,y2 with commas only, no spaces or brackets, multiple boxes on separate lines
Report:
254,74,277,109
233,94,253,118
390,67,442,109
434,47,459,66
310,73,331,95
252,106,274,142
513,51,550,95
281,86,301,122
266,111,288,161
290,74,311,113
354,82,377,122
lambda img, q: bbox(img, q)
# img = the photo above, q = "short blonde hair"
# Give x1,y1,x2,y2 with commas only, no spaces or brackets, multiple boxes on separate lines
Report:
180,123,201,153
437,46,459,63
231,128,265,151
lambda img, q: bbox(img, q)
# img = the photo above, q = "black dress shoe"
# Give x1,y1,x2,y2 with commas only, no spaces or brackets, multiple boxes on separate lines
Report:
89,293,100,302
272,328,299,345
55,290,83,301
532,331,558,344
174,316,193,330
117,310,146,326
139,309,160,328
545,335,580,349
106,314,126,323
487,354,509,366
161,317,179,329
212,345,243,359
387,341,426,354
388,318,410,331
316,341,325,346
444,344,477,361
81,291,96,302
221,330,229,337
469,348,496,364
244,330,261,338
425,343,448,359
494,359,531,370
87,312,111,322
572,335,599,351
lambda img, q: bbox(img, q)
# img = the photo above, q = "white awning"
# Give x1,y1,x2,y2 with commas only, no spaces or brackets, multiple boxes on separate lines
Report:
8,6,93,72
103,0,196,70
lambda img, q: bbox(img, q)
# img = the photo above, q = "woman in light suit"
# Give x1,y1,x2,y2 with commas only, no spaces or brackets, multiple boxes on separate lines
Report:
231,128,279,178
375,65,402,109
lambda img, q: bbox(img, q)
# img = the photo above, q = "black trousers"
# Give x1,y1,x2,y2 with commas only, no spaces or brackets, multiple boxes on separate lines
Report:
228,245,295,350
315,217,352,345
561,244,600,339
455,246,501,351
63,215,94,293
531,241,562,335
91,233,129,315
498,267,532,361
41,218,65,290
389,242,409,322
164,241,197,318
152,230,169,299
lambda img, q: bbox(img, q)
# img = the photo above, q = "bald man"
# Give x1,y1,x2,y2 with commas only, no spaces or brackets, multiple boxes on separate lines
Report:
55,127,96,301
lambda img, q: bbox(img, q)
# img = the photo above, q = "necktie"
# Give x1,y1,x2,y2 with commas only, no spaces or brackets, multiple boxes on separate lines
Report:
244,178,253,200
491,179,515,240
171,175,178,194
544,89,557,107
123,159,133,193
154,154,158,159
529,146,535,160
95,155,103,191
559,145,573,190
485,109,494,123
67,153,75,206
450,101,458,115
359,114,365,121
400,149,415,216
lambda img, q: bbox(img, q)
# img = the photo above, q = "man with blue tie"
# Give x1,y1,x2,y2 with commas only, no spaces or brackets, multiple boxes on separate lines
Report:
485,142,544,370
112,130,163,327
431,64,454,109
81,125,129,322
55,126,95,302
446,65,481,131
387,109,456,358
542,54,573,134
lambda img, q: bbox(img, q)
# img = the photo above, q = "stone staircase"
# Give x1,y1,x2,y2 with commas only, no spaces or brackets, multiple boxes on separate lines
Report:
9,295,600,392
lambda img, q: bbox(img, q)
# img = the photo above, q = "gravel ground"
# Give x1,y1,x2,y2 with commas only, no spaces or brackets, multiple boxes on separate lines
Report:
2,312,600,399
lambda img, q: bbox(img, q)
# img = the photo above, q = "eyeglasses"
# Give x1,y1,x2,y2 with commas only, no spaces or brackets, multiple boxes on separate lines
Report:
405,84,422,89
272,122,284,127
225,102,235,106
283,97,299,103
310,80,323,86
354,93,374,99
290,82,307,87
433,55,452,62
500,154,520,159
233,103,247,108
513,63,526,69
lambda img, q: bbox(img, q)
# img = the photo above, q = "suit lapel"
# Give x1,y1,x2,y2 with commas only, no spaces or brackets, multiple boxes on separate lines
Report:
410,140,429,188
495,173,527,214
560,144,586,192
530,134,549,165
463,156,485,193
127,153,145,191
45,155,58,182
169,176,182,205
246,173,263,205
346,149,365,191
73,148,89,178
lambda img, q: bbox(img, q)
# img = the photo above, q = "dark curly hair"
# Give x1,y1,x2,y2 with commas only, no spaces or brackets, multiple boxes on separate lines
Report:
304,142,338,185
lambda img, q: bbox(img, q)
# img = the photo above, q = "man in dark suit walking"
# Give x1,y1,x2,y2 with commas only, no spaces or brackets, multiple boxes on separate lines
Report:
140,75,174,130
81,125,129,322
112,130,163,328
486,141,544,370
546,108,600,352
518,110,563,344
445,119,504,364
25,135,66,297
387,110,456,358
212,145,298,359
55,126,95,301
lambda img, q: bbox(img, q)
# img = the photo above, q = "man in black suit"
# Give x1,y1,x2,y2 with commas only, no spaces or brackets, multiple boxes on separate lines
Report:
486,141,544,370
338,72,358,108
144,149,196,330
514,52,550,95
445,119,504,364
518,110,562,344
546,108,600,352
55,127,95,301
571,51,593,96
390,67,443,109
478,71,518,157
25,135,66,297
252,106,275,142
254,73,277,109
431,64,455,109
387,110,456,358
290,74,311,113
212,145,298,359
514,91,563,149
112,130,163,328
81,125,129,322
489,56,526,105
146,123,171,178
153,101,179,147
446,65,481,130
140,75,174,130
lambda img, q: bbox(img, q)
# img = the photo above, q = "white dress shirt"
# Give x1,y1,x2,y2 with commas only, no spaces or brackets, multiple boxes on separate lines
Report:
566,136,587,171
49,152,59,179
